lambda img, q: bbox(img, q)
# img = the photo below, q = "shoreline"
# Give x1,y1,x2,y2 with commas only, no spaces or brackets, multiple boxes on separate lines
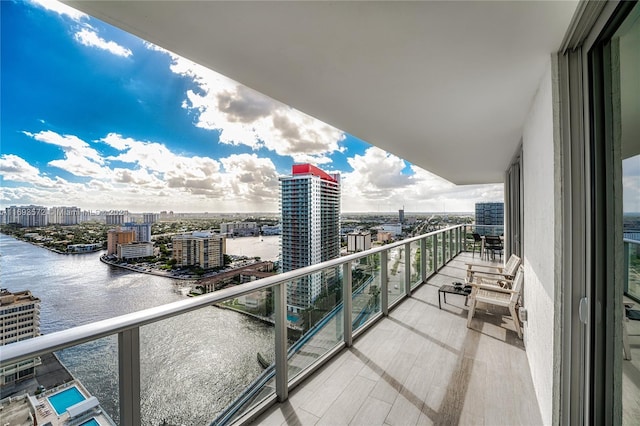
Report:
215,302,304,336
0,232,103,255
99,254,195,281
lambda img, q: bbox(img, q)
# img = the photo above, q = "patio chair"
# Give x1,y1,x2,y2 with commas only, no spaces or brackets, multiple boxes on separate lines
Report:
467,265,524,338
465,254,521,288
484,235,503,260
470,233,482,257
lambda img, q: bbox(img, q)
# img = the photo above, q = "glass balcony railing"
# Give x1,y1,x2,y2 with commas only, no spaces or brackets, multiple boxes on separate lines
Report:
624,238,640,303
0,225,464,425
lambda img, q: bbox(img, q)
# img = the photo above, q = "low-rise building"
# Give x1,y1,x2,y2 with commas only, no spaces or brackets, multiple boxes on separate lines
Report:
117,242,154,260
220,222,259,237
377,231,393,243
67,243,102,253
261,224,281,235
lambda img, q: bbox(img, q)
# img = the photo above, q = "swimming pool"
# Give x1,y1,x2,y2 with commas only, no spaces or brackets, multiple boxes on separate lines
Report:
47,386,86,416
79,419,100,426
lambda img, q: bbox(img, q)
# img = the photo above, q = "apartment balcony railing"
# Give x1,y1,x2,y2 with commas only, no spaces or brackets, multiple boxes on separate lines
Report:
0,225,465,425
624,238,640,303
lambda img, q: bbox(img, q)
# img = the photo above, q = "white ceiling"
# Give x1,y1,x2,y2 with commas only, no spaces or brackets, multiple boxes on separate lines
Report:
66,1,578,185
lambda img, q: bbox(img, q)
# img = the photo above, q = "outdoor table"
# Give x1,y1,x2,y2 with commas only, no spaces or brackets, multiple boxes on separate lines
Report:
438,284,471,309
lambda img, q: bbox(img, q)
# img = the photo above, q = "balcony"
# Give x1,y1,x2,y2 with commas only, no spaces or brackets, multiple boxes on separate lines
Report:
252,251,539,425
0,226,542,425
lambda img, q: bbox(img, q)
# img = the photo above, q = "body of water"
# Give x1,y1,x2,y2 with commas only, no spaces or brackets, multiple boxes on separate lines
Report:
0,234,276,425
225,235,280,261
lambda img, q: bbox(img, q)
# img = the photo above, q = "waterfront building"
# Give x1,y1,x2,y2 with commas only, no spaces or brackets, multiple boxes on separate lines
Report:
220,221,259,237
261,224,281,236
5,205,49,227
117,242,154,260
280,164,340,312
122,222,152,243
48,206,81,225
171,231,226,269
0,211,7,225
67,243,102,253
106,228,136,255
0,289,41,386
347,231,372,253
142,213,159,224
399,207,405,224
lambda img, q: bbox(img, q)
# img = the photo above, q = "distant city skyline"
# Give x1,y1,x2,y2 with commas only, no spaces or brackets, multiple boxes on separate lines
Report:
1,0,503,213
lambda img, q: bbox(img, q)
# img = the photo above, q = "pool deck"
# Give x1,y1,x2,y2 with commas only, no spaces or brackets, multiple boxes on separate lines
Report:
31,381,115,426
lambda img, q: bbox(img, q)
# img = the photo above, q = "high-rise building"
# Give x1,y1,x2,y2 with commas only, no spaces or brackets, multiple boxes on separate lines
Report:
0,289,41,386
171,231,226,269
399,207,405,224
143,213,159,224
105,212,129,225
475,202,504,226
48,206,82,225
280,164,340,312
106,228,136,255
5,205,49,227
123,222,152,242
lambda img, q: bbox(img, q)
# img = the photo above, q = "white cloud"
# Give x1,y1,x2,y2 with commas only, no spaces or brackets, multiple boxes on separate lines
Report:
150,50,345,163
339,146,503,212
220,154,279,201
0,154,61,188
29,0,87,21
74,28,132,58
23,130,110,178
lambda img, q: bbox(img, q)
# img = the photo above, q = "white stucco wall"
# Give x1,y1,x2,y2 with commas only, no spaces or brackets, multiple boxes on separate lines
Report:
521,58,556,425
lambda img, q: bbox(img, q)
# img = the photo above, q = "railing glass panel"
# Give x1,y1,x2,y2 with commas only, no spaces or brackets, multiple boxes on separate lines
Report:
287,266,344,381
53,337,119,424
625,239,640,302
352,253,382,332
426,235,435,276
436,233,443,269
410,241,422,290
386,247,405,305
140,299,275,425
445,229,451,262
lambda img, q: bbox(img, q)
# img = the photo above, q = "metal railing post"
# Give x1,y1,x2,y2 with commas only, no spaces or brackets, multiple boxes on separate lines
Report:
274,282,288,402
405,242,412,297
420,237,427,282
381,251,389,316
432,234,438,272
441,231,446,265
343,262,353,346
118,328,141,426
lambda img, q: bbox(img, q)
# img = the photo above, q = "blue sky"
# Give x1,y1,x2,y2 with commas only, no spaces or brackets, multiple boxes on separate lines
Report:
0,0,504,213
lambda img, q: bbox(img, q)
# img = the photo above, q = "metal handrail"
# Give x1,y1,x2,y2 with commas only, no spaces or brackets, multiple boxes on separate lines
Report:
0,225,461,367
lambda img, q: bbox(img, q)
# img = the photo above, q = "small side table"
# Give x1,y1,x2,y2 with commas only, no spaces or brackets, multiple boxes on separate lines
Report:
438,284,470,309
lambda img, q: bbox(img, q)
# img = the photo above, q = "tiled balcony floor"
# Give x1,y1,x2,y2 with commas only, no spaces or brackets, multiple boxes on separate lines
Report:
252,252,542,425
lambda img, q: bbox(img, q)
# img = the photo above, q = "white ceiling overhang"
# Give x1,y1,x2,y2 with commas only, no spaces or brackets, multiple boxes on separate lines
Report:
65,1,578,185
